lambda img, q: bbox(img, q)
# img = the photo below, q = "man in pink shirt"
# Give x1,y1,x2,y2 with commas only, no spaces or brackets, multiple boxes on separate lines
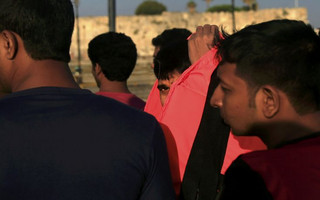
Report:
88,32,145,110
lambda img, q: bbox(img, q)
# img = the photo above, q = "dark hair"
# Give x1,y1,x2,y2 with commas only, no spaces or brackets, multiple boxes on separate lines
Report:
88,32,137,82
0,0,74,62
217,19,320,114
153,40,191,80
152,28,191,47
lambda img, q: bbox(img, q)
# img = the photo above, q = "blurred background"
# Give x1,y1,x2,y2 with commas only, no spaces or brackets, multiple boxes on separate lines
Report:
70,0,319,100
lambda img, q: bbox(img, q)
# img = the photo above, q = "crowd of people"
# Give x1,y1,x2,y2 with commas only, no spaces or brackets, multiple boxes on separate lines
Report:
0,0,320,199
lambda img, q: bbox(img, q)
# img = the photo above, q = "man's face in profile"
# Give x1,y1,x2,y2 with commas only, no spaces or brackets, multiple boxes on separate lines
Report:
210,63,258,136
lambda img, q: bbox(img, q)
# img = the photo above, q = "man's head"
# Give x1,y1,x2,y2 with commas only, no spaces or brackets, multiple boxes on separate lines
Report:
88,32,137,87
0,0,74,63
152,28,191,58
154,40,191,105
211,19,320,135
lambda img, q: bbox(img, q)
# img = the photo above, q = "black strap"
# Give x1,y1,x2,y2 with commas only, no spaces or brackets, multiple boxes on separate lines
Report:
180,68,230,200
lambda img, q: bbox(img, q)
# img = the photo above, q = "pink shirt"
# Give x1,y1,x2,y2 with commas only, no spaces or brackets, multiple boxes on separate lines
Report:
96,91,145,110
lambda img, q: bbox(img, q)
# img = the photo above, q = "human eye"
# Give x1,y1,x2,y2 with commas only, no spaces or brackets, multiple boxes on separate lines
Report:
157,85,170,92
220,85,231,93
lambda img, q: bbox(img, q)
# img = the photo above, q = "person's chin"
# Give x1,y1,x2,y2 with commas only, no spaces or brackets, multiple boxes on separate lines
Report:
220,113,228,124
221,116,231,127
222,120,230,127
229,127,249,136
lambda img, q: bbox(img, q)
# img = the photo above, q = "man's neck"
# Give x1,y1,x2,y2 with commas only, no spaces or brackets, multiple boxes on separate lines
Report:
11,59,79,92
0,92,9,98
256,112,320,149
98,80,131,94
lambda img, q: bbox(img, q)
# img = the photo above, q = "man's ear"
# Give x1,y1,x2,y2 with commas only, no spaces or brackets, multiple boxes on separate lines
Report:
1,30,18,60
92,63,102,76
259,85,280,118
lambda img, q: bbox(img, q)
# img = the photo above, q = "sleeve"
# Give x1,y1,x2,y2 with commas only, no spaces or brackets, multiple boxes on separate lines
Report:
218,157,273,200
139,120,176,200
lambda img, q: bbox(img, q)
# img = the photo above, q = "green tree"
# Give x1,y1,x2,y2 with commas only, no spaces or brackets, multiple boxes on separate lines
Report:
187,0,197,13
206,4,249,13
135,0,167,15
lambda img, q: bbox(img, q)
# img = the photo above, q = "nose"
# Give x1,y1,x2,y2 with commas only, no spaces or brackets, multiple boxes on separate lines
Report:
210,85,223,108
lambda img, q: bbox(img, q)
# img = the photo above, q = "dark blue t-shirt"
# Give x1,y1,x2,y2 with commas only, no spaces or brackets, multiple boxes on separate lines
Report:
0,87,175,200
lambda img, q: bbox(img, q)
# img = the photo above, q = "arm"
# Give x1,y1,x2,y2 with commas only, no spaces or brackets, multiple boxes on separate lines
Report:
139,120,176,200
188,24,219,64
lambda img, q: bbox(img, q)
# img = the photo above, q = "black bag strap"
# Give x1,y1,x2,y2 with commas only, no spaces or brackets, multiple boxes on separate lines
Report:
180,68,230,200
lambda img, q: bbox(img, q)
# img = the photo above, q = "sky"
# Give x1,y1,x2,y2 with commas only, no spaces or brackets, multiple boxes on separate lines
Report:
77,0,320,28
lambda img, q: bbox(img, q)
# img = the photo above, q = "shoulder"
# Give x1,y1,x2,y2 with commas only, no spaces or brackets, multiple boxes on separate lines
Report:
90,92,158,127
239,136,320,167
220,157,273,200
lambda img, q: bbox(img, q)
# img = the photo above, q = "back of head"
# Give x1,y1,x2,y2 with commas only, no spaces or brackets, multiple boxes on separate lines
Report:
218,19,320,114
0,0,74,63
152,28,191,47
88,32,137,82
154,40,191,80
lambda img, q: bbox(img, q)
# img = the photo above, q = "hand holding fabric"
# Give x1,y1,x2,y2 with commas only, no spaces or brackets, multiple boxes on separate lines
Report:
188,24,219,64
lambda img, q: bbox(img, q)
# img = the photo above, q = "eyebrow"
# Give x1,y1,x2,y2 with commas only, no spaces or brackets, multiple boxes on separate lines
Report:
219,77,227,85
218,75,232,88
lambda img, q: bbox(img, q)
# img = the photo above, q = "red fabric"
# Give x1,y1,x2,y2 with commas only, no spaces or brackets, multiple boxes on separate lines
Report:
144,47,266,182
145,49,218,180
159,123,181,198
96,91,145,110
242,135,320,200
221,133,266,174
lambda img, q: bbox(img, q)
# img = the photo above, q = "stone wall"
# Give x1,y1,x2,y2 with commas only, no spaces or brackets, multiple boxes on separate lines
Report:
70,8,307,61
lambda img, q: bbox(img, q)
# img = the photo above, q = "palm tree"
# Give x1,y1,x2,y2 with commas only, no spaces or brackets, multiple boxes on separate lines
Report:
187,0,197,13
203,0,213,10
242,0,258,10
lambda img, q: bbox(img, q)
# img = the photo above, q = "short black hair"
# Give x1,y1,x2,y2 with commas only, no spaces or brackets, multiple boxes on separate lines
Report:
217,19,320,114
88,32,137,82
0,0,74,63
153,40,191,80
152,28,192,47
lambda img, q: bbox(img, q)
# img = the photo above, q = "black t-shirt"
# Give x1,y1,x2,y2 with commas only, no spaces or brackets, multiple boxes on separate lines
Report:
0,87,175,200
